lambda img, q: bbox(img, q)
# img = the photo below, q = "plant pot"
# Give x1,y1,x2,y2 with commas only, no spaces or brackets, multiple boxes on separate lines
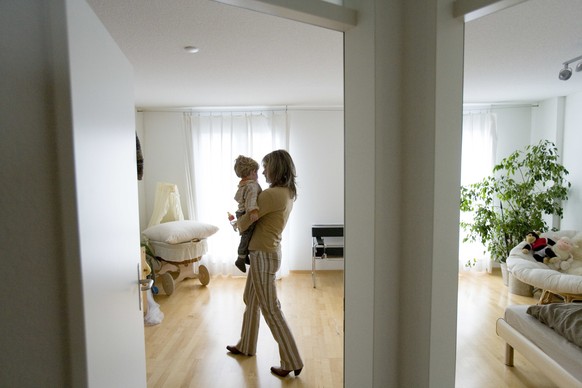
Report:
508,271,533,297
500,262,509,286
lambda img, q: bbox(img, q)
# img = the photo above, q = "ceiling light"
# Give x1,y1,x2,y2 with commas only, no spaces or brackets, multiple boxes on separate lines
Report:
559,54,582,80
184,46,200,54
559,65,572,81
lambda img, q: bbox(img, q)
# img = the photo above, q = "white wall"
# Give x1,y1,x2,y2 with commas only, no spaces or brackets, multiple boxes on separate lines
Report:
288,109,344,270
137,109,344,270
531,97,564,146
1,2,71,385
138,111,190,231
493,106,532,162
562,91,582,230
532,98,566,229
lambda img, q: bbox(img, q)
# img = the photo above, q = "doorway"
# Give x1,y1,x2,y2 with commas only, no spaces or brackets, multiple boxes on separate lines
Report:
89,1,348,385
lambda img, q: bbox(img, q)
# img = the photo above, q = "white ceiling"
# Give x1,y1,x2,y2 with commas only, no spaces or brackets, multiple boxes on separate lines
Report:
464,0,582,104
87,0,582,109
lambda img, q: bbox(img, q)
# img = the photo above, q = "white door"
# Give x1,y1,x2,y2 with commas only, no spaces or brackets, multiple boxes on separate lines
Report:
66,0,146,386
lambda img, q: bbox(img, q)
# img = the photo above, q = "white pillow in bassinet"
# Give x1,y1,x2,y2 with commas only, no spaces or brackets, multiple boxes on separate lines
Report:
142,220,219,244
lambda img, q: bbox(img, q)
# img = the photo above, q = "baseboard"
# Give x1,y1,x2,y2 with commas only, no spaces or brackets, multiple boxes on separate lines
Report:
290,269,344,274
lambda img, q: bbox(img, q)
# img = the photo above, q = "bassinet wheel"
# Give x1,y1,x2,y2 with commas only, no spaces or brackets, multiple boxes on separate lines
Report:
160,272,175,295
198,265,210,286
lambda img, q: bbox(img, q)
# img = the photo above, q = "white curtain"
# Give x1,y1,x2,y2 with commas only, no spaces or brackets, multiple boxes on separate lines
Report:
459,111,497,271
183,110,290,276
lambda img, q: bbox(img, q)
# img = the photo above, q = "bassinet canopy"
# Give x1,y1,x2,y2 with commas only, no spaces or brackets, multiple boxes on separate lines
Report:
147,182,184,228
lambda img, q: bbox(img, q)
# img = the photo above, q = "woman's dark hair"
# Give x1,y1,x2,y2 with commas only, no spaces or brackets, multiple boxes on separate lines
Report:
262,149,297,200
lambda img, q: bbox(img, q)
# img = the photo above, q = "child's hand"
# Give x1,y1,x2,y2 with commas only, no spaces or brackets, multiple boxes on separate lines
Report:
249,210,259,223
228,212,237,231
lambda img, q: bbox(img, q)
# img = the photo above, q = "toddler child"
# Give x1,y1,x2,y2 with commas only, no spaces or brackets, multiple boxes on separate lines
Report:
230,155,262,273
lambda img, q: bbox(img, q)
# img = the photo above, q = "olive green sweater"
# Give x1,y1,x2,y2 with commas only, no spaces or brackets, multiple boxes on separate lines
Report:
237,186,293,252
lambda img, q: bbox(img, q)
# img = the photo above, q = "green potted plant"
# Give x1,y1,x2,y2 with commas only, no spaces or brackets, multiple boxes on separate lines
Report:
459,139,570,283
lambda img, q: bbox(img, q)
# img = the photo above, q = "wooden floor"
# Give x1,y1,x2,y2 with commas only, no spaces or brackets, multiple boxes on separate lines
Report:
456,270,556,388
145,271,343,388
145,269,557,387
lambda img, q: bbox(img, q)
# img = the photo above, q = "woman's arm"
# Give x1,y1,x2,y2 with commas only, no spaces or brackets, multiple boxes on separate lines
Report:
237,188,284,232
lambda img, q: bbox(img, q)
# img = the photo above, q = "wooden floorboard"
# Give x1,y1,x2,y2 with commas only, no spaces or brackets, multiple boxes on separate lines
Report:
144,269,558,387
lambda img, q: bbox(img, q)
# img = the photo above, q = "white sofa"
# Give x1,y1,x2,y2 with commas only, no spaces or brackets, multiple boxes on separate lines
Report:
506,230,582,303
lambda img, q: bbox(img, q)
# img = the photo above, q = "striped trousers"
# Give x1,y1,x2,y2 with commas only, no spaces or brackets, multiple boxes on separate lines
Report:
236,249,303,371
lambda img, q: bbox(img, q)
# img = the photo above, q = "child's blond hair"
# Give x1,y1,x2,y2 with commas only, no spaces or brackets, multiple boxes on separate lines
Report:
234,155,259,178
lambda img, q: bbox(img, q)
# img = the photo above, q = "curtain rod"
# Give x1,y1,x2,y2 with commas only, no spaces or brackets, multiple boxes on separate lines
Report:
138,105,286,113
137,105,344,113
463,102,539,112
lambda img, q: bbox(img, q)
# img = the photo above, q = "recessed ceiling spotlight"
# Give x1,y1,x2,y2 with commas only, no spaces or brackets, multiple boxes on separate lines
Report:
576,62,582,73
184,46,200,54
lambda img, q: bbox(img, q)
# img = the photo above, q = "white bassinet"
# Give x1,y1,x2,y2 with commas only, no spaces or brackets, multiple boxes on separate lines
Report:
148,238,210,291
143,183,217,295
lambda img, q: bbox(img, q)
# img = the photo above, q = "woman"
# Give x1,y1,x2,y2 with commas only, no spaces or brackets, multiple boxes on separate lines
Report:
226,149,304,378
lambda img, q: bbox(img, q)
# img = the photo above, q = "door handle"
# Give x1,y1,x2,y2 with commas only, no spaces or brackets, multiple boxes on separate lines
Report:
140,278,153,291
